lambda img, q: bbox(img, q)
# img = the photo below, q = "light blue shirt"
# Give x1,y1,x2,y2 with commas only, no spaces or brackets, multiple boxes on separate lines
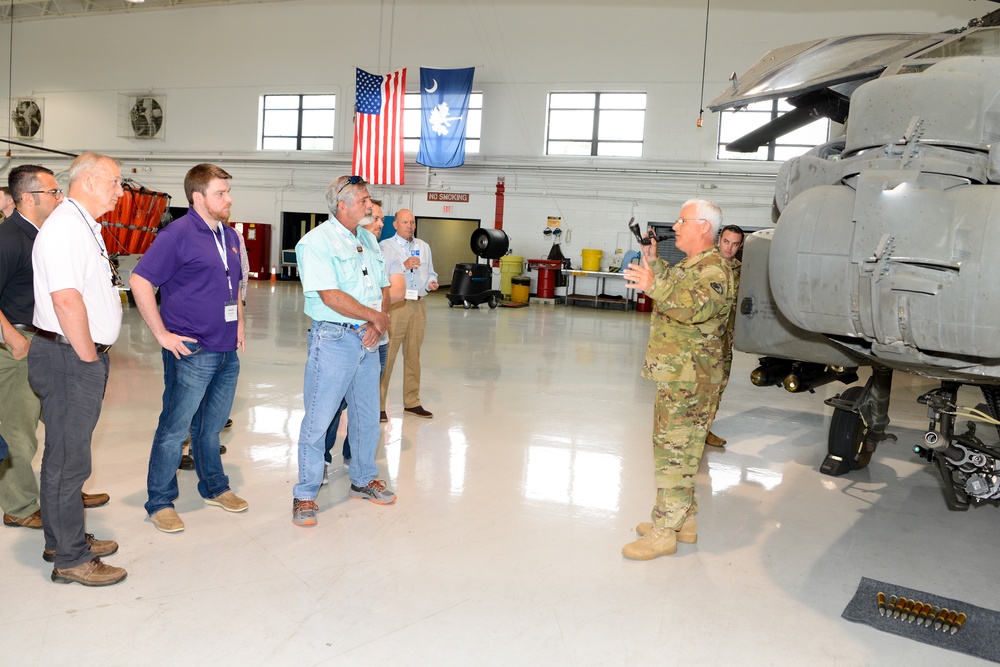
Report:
380,234,437,298
296,218,388,323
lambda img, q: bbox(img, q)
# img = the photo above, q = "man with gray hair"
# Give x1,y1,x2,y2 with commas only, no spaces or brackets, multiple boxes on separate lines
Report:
292,176,396,527
621,198,734,560
29,152,126,585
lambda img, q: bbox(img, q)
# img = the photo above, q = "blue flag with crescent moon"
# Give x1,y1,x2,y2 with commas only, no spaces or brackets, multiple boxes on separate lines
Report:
417,67,475,169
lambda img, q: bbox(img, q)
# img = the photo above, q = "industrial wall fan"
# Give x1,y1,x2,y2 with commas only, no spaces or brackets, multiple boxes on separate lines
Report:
129,96,164,139
11,98,42,140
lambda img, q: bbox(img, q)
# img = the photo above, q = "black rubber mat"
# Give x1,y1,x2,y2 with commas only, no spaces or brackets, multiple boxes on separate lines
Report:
842,576,1000,663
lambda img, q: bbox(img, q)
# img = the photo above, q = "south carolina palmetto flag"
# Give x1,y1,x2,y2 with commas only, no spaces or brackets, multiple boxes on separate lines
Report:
352,68,406,185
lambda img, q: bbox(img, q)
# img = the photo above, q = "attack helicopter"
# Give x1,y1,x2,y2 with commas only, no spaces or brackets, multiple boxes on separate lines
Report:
708,7,1000,510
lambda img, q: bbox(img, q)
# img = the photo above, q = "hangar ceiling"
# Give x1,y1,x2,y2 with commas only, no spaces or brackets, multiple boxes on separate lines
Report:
0,0,297,22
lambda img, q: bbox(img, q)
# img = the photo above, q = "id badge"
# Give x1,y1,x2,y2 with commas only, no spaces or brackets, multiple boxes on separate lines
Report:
405,288,419,300
224,300,238,322
368,298,383,311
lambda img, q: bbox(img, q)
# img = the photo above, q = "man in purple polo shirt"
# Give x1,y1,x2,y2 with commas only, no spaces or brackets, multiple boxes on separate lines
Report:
130,163,248,534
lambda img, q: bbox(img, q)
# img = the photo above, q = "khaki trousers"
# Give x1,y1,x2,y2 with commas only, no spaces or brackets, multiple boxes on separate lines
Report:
0,334,42,518
380,298,427,410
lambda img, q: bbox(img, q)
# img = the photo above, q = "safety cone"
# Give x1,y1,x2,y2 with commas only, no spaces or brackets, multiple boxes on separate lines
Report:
270,265,277,282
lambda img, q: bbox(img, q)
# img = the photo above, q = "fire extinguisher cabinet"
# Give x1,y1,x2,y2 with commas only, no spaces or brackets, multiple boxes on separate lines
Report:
240,223,272,280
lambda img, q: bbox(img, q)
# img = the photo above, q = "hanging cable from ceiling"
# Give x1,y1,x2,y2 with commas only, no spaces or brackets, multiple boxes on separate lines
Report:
6,0,13,155
697,0,711,128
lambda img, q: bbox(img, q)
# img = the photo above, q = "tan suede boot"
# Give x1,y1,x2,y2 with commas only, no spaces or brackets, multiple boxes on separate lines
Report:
705,431,727,447
635,514,697,543
622,525,677,560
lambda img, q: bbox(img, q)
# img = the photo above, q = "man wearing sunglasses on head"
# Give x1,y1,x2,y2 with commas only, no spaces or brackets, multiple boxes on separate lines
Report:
1,164,112,537
292,176,396,527
622,199,735,561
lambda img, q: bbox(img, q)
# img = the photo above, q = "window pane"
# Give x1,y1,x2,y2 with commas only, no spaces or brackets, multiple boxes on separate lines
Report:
404,138,420,153
264,95,300,110
773,145,814,161
548,141,593,156
405,93,421,109
301,137,334,151
718,146,769,160
470,93,483,108
466,109,482,138
404,109,422,138
718,111,771,143
302,95,335,109
262,137,298,150
782,119,829,145
598,141,643,157
600,93,646,110
598,109,644,141
466,139,480,154
548,109,594,140
301,109,334,136
549,93,596,109
263,110,299,137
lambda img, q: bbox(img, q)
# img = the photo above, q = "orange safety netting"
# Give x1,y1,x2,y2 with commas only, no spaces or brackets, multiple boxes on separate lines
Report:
98,183,171,256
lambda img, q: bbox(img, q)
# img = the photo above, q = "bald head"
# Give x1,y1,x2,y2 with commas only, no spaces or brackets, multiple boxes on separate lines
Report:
393,208,416,241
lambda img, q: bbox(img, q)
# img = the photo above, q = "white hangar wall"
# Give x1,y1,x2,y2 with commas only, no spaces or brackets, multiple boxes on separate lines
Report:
0,0,990,269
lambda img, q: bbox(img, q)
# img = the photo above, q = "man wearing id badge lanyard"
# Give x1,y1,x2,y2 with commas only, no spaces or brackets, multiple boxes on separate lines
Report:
292,176,396,527
130,164,248,534
28,153,126,585
379,208,438,420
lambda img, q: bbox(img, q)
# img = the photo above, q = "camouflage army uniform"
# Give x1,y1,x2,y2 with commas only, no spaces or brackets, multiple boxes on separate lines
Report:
706,257,742,426
642,247,733,531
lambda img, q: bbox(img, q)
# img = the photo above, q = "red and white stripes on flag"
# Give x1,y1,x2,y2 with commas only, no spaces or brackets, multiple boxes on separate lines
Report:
352,68,406,185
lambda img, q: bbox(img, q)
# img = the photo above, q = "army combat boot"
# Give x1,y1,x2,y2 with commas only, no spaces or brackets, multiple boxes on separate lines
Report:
622,525,677,560
705,431,726,447
635,514,697,543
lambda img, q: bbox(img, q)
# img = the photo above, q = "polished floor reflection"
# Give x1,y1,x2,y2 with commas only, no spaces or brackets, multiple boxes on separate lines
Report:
3,281,998,665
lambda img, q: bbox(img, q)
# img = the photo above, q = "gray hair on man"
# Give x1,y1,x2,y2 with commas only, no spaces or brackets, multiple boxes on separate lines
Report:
682,198,723,237
67,152,120,185
324,175,368,215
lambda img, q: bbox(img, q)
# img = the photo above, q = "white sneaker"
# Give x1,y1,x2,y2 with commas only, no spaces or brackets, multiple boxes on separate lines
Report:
321,463,330,486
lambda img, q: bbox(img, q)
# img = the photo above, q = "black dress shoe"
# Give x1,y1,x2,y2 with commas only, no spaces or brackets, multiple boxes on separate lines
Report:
379,411,388,423
219,444,227,455
225,418,233,428
179,454,195,470
403,405,434,418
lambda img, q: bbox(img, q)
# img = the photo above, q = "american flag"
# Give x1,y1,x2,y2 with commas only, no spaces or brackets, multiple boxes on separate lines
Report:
352,68,406,185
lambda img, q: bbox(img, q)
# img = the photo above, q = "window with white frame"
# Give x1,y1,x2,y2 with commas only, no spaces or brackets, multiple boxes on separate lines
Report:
717,98,831,161
259,94,335,151
403,92,482,154
545,92,645,157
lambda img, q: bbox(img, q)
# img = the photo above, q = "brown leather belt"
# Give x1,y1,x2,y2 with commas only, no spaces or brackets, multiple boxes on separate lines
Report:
33,328,112,354
12,323,37,333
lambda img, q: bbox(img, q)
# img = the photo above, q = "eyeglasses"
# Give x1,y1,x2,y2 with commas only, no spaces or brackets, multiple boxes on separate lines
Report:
28,189,64,198
336,175,365,196
675,217,707,227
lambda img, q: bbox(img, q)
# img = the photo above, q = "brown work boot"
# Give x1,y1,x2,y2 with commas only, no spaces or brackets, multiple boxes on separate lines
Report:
3,509,42,529
622,525,677,560
82,492,110,508
43,533,118,563
705,431,727,447
636,515,697,544
51,558,127,586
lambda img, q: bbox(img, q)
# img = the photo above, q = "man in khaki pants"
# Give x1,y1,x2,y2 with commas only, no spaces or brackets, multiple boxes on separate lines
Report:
379,209,438,420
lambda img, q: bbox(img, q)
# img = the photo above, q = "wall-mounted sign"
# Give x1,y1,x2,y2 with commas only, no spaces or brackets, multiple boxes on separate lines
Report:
427,192,470,203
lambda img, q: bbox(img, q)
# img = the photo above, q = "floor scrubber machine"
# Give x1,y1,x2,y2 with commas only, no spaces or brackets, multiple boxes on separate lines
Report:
446,228,509,309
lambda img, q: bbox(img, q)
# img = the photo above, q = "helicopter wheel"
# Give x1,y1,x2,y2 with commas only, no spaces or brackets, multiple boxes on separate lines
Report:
828,385,872,470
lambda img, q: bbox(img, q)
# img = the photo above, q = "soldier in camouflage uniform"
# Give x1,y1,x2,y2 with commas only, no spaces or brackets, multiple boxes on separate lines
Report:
705,224,745,448
621,199,734,560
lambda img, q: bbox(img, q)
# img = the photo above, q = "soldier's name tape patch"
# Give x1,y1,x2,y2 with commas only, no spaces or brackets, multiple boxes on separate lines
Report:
710,282,723,295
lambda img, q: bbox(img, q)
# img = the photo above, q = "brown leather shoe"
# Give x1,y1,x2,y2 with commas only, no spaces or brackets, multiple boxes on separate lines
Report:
82,492,110,508
705,431,727,447
403,405,433,418
3,509,42,529
379,411,388,423
43,533,118,563
51,558,127,586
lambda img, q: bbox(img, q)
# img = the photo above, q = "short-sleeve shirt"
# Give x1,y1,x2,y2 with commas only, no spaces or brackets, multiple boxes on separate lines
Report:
0,210,40,325
32,198,123,345
132,209,243,352
296,217,388,323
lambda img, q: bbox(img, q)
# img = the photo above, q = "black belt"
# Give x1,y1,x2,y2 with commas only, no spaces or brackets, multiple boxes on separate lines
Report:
12,323,37,333
33,328,112,354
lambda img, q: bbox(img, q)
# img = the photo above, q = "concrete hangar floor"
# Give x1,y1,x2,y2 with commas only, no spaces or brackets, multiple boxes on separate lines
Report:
3,280,997,666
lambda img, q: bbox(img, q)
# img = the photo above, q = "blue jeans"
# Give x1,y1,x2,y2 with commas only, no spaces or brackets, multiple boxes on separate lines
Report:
324,342,387,463
295,322,380,500
145,343,239,516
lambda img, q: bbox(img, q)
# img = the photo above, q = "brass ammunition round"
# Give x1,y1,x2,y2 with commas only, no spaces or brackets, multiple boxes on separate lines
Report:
877,592,887,617
904,599,917,623
893,597,906,619
934,608,949,631
942,609,959,632
951,612,968,635
917,603,933,627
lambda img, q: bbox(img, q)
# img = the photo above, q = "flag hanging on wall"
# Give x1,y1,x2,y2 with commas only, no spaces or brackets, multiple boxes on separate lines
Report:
417,67,475,169
352,68,406,185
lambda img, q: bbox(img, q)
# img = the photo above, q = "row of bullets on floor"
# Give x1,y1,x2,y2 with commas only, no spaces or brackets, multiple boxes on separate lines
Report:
877,593,967,634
